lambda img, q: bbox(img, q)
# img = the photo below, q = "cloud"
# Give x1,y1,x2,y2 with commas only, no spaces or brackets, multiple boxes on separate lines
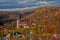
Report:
0,0,17,3
18,0,38,5
36,1,55,5
18,0,28,5
0,4,51,11
17,0,55,7
0,0,59,10
0,0,6,2
18,0,55,5
0,0,13,2
0,6,39,11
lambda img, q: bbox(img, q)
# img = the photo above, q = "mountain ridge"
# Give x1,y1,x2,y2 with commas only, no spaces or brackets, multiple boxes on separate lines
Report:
22,6,60,29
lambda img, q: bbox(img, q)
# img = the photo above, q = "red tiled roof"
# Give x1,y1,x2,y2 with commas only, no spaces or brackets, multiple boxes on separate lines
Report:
19,22,27,24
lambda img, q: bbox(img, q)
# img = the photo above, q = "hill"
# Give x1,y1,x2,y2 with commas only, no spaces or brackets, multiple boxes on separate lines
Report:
23,6,60,33
0,9,36,25
0,6,60,38
24,6,60,25
0,6,60,33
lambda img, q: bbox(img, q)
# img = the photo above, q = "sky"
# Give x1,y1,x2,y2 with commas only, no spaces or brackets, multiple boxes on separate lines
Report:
0,0,60,11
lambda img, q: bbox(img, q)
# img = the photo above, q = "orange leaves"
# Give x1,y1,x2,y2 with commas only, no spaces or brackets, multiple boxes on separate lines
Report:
51,24,56,30
44,15,49,19
42,20,47,25
49,24,56,33
54,12,60,16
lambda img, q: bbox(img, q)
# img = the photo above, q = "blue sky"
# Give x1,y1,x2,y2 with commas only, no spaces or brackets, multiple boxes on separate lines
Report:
0,0,60,11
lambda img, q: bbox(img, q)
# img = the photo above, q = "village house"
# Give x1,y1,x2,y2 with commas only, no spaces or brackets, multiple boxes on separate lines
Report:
19,22,30,28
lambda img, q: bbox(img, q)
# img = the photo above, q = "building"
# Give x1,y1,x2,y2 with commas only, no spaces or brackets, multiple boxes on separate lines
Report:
19,22,30,28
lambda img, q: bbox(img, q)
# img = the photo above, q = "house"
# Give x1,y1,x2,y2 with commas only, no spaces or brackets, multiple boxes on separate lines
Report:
19,22,27,26
19,22,30,28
